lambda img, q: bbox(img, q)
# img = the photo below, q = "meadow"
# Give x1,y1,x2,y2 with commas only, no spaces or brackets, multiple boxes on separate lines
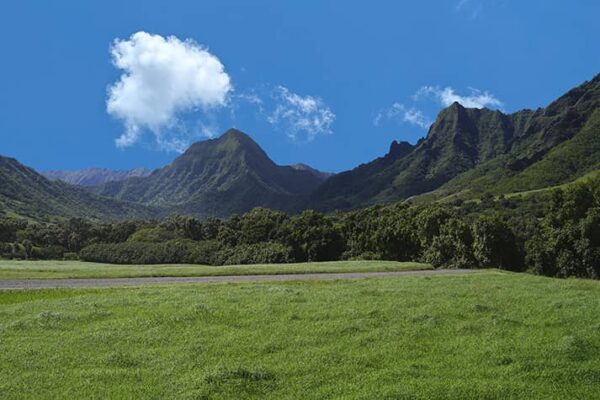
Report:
0,259,429,280
1,271,599,399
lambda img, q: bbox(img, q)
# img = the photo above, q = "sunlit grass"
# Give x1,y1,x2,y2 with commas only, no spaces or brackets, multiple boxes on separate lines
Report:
1,271,599,398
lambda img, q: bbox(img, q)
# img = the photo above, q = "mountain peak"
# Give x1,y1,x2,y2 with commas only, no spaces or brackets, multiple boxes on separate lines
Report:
222,128,251,140
185,128,259,157
220,128,260,148
435,101,469,120
92,128,325,216
387,140,414,158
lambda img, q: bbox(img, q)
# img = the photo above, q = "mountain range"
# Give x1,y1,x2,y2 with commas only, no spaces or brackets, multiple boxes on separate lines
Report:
0,156,155,220
42,167,152,187
1,73,598,220
310,73,600,209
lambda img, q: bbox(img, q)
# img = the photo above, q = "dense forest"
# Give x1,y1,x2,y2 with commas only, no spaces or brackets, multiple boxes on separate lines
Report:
1,177,598,280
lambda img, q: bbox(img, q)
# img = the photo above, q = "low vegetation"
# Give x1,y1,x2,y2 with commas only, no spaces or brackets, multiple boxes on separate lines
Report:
0,260,429,280
1,177,599,279
1,272,599,398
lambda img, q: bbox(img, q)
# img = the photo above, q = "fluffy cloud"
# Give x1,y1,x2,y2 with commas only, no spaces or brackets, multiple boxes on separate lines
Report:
267,86,335,141
414,86,502,109
106,31,232,151
374,103,432,129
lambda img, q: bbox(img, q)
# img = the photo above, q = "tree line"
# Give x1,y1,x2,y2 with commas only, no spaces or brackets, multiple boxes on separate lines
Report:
1,178,598,279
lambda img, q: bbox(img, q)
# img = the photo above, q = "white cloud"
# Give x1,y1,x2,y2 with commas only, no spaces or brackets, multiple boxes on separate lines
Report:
267,86,335,141
414,86,503,109
106,31,232,151
374,103,432,129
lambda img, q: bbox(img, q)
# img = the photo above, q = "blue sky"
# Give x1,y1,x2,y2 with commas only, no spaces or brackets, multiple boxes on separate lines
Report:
1,0,598,173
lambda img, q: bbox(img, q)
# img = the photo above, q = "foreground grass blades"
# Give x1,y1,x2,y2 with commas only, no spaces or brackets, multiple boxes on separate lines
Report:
1,271,599,399
0,260,430,280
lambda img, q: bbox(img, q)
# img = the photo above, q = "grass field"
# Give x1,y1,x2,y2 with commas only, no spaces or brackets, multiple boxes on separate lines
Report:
504,169,600,199
1,271,599,399
0,260,430,280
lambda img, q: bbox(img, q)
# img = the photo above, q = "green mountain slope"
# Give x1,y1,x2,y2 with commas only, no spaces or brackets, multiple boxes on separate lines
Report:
0,156,155,220
440,75,600,196
92,129,325,217
310,103,527,210
307,140,414,210
310,73,600,210
440,109,600,196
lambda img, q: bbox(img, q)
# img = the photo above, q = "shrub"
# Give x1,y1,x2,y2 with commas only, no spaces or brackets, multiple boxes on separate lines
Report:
31,245,66,260
213,242,294,265
128,227,179,243
63,252,79,261
341,251,382,261
472,215,524,271
8,243,27,260
185,240,222,265
81,241,191,264
0,242,14,259
278,210,344,262
423,218,476,269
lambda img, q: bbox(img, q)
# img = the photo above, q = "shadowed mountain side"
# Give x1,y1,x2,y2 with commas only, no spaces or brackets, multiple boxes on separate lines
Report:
0,156,156,220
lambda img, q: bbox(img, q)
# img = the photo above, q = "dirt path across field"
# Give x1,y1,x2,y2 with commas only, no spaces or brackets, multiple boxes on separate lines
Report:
0,269,483,290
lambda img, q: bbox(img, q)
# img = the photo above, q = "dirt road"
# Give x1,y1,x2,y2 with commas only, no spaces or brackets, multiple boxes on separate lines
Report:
0,269,481,290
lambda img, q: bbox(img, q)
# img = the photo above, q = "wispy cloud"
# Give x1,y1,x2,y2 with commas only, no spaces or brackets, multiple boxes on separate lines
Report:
414,86,503,109
228,90,265,121
106,31,232,151
374,103,432,129
267,86,335,141
455,0,470,11
198,121,218,139
455,0,483,19
375,82,503,131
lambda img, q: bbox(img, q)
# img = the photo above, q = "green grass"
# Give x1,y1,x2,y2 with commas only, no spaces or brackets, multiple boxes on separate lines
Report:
1,271,599,399
504,169,600,199
0,259,431,280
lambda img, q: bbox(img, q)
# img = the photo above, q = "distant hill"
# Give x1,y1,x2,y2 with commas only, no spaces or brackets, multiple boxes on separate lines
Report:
42,167,152,187
309,73,600,210
91,129,326,217
0,156,155,220
290,163,334,181
307,140,415,210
